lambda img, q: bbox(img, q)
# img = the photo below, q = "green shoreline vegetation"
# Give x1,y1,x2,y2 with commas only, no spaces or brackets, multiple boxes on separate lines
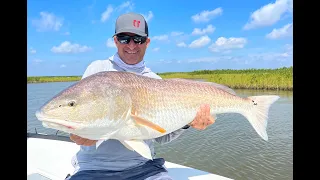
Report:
27,66,293,91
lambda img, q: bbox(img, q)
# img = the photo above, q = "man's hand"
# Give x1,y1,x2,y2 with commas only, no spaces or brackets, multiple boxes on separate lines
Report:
189,104,215,130
70,134,97,146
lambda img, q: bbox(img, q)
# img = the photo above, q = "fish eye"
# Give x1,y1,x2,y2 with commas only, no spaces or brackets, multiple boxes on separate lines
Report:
68,101,76,107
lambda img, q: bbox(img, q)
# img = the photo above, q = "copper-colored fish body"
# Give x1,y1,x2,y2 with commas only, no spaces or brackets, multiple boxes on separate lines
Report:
35,71,280,159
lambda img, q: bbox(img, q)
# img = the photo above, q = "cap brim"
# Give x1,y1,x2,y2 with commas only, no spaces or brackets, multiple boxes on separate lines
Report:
114,28,147,37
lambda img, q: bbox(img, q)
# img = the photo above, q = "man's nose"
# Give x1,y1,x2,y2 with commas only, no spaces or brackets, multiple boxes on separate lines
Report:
127,39,137,49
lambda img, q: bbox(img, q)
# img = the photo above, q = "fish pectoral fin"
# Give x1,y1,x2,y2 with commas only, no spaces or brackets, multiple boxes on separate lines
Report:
131,113,166,133
119,140,135,151
96,139,105,149
121,139,153,160
95,130,120,149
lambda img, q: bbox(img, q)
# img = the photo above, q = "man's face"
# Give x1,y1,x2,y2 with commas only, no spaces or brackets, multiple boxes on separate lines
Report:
114,32,150,65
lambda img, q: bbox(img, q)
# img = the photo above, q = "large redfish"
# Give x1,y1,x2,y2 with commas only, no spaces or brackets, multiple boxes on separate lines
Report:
35,71,280,159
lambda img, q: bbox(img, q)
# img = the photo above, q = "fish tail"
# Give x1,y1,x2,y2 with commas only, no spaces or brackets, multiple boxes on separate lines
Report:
241,95,280,141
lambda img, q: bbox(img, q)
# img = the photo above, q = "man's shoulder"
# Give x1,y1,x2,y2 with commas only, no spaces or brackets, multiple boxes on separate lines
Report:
87,59,113,67
82,59,114,79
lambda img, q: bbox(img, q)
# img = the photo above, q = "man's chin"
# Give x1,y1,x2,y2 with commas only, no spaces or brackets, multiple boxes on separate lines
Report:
123,56,141,64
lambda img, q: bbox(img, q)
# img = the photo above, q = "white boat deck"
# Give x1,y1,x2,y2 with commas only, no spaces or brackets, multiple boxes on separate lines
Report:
27,133,233,180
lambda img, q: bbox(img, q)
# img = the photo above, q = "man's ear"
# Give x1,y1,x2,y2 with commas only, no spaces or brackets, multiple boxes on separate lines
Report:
113,36,118,44
146,37,150,48
113,36,119,47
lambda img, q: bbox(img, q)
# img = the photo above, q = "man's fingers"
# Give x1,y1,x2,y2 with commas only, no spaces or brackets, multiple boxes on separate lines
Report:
201,104,207,118
70,134,97,146
190,109,201,126
82,139,97,146
75,138,86,145
200,104,209,117
189,104,215,130
70,134,80,142
76,139,96,146
210,116,216,124
207,115,214,124
204,104,210,117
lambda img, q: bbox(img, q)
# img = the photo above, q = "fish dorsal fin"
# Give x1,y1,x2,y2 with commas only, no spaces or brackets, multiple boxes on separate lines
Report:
168,78,236,95
95,129,122,149
203,82,236,95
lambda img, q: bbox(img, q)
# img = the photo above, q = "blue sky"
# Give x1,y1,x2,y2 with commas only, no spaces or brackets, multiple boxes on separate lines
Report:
27,0,293,76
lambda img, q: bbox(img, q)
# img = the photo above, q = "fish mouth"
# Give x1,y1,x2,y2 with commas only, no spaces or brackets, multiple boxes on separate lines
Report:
35,110,82,130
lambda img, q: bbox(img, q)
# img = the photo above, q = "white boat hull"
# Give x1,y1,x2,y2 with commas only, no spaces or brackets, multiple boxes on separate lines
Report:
27,133,233,180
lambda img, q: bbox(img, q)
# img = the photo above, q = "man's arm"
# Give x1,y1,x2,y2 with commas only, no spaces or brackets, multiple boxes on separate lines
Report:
154,104,215,145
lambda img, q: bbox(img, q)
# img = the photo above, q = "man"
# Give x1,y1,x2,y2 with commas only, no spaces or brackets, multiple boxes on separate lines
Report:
66,12,215,180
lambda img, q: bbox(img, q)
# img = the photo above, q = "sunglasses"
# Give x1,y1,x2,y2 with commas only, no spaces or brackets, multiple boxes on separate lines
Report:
116,34,147,44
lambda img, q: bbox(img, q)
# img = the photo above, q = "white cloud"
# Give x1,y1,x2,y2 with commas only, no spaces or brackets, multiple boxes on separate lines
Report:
192,24,215,35
152,47,160,52
151,43,292,67
189,35,211,48
247,52,292,62
266,23,293,39
106,38,116,48
148,43,292,71
150,32,187,44
100,2,134,23
187,57,219,63
177,42,187,47
51,41,92,53
158,59,173,64
116,1,134,11
284,44,293,53
243,0,292,30
209,37,247,52
33,59,43,64
32,12,63,31
152,35,168,41
101,5,113,22
142,11,153,22
288,0,293,13
237,44,292,64
154,47,292,66
60,64,66,68
30,48,36,54
171,31,184,36
191,8,223,23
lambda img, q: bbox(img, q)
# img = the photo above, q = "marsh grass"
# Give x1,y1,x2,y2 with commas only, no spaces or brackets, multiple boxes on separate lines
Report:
27,76,81,83
27,66,292,90
158,66,292,90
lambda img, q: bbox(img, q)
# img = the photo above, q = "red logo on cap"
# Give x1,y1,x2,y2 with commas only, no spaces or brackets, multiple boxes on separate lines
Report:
133,20,140,28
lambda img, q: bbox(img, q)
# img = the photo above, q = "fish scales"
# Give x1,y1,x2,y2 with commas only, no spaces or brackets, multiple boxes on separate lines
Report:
35,71,280,159
90,72,250,136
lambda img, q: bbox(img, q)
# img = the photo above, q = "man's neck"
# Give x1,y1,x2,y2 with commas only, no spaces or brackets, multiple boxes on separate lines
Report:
110,53,146,74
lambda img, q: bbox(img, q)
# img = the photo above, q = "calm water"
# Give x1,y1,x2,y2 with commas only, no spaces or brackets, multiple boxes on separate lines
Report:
27,81,293,180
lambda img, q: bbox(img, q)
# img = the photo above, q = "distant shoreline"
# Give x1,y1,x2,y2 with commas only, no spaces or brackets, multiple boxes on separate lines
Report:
27,66,293,91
